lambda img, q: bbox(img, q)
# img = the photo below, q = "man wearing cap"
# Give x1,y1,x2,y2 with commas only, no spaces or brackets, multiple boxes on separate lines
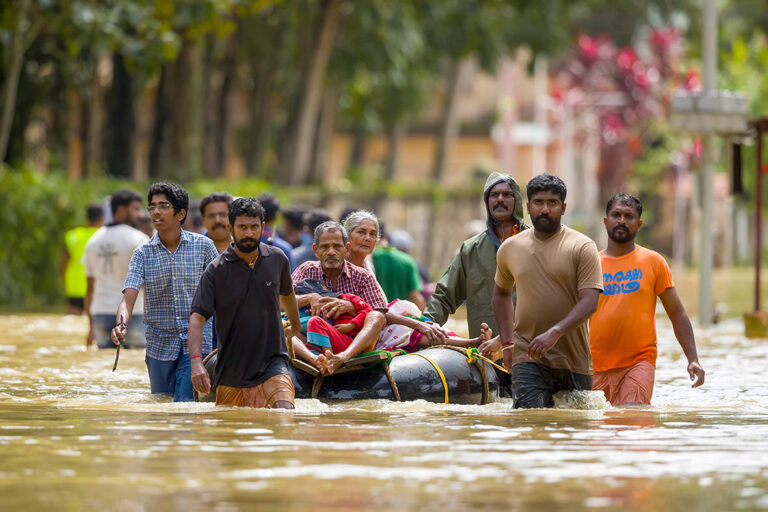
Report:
424,172,528,337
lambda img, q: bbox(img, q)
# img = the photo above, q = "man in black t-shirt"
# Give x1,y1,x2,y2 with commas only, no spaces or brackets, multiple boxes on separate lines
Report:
188,197,301,409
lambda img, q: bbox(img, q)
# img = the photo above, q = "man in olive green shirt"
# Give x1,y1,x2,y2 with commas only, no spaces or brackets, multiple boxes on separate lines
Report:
424,172,527,337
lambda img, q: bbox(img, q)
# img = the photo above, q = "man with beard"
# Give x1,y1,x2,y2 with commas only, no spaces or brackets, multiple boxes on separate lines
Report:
291,221,387,374
200,192,233,254
480,173,603,408
85,189,149,349
589,194,705,406
425,172,527,338
112,182,218,402
189,197,301,408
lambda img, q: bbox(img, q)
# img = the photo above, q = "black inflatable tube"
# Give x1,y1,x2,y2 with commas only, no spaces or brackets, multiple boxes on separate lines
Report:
197,347,500,405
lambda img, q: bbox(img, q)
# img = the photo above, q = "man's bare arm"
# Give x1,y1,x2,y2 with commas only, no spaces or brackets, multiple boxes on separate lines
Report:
480,284,515,357
527,288,600,360
188,312,210,394
659,287,705,387
280,291,302,359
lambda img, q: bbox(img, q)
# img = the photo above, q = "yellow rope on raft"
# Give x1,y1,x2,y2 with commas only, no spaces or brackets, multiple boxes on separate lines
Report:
436,346,511,375
411,352,449,404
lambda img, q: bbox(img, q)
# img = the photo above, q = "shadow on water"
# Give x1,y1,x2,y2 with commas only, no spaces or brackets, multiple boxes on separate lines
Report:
0,314,767,511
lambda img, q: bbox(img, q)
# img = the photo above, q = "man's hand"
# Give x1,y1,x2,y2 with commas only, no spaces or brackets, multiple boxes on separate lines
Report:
191,359,211,394
416,321,449,346
479,336,502,358
687,361,705,388
309,296,355,319
527,327,562,360
111,322,126,346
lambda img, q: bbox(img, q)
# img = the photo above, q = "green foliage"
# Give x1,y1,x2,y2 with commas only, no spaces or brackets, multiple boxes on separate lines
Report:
0,166,123,308
719,32,768,202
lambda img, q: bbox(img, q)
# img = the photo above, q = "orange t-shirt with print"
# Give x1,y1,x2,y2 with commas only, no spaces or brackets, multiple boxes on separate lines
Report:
589,245,674,372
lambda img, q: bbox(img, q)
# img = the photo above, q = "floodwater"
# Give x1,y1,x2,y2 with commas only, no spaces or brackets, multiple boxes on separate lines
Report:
0,314,766,511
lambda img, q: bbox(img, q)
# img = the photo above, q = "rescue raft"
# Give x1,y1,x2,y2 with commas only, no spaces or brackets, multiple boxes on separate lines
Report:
195,347,504,405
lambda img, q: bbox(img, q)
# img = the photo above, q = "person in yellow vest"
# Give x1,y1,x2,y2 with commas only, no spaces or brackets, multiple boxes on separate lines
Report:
61,204,102,314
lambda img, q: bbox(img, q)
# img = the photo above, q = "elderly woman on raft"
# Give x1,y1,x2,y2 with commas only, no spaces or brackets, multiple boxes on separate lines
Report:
342,211,483,351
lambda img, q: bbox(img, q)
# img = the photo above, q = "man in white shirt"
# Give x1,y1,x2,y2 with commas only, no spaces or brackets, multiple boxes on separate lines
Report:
84,190,149,348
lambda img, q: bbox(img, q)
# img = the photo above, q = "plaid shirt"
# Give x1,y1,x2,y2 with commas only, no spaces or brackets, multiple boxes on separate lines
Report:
292,260,388,309
124,230,218,360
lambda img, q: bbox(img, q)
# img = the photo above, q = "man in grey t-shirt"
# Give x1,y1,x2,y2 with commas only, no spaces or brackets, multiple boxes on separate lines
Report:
84,190,148,349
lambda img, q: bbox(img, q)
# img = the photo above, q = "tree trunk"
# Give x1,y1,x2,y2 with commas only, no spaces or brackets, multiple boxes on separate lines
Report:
203,35,218,178
280,0,342,186
430,59,465,183
86,51,111,177
216,32,238,176
0,0,33,163
149,64,172,178
385,122,407,181
425,59,466,268
348,123,367,171
106,53,134,178
176,42,205,180
247,65,276,177
67,89,83,180
309,87,339,185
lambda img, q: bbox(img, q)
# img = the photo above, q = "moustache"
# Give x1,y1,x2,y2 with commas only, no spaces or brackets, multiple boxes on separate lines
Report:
493,203,508,210
237,237,259,246
212,223,227,230
535,214,551,222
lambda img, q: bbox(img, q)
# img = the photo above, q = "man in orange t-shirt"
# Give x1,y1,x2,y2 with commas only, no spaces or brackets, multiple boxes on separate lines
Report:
589,194,705,406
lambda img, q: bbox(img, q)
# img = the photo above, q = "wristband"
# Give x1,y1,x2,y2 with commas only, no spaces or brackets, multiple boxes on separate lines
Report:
190,354,203,361
501,340,515,347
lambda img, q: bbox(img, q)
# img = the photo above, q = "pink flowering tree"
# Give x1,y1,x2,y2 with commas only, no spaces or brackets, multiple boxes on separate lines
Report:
551,29,699,204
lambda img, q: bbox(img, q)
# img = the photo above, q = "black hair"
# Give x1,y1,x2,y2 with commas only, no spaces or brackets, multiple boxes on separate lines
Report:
282,206,307,230
110,189,142,214
257,193,280,223
148,182,189,223
314,221,348,245
87,204,103,223
339,206,358,224
200,192,233,216
526,173,567,202
606,193,643,218
304,208,332,232
229,197,265,226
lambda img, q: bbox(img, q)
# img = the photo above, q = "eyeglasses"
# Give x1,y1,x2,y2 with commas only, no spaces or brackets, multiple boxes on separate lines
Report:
148,202,173,213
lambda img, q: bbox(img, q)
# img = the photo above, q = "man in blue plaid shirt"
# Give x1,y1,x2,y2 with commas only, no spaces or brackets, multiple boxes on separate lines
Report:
112,182,219,402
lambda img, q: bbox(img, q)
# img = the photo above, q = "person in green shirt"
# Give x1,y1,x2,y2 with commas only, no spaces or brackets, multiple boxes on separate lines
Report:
61,204,102,314
372,226,425,310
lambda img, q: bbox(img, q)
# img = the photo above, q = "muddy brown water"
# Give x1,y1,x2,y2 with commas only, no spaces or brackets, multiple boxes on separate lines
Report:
0,314,766,511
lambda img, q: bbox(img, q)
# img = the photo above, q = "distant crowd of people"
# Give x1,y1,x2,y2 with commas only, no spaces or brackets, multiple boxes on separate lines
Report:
64,171,706,410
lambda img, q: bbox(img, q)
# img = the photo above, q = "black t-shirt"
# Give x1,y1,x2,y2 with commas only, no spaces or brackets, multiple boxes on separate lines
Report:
191,243,293,388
